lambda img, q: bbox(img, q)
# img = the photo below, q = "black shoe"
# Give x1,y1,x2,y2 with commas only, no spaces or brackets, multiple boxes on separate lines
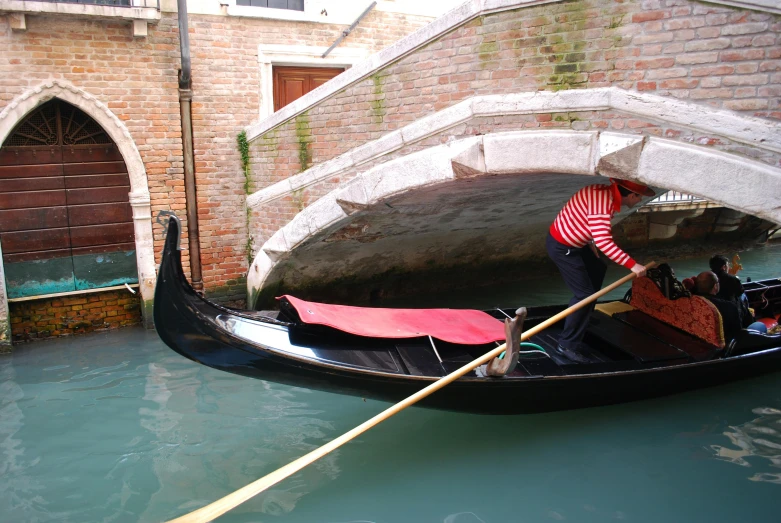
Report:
554,344,591,364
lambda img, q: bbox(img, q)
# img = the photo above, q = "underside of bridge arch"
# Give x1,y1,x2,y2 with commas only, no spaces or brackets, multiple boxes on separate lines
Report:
248,131,781,308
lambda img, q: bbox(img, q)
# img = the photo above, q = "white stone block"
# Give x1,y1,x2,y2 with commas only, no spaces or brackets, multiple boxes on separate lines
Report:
599,132,644,158
349,130,403,165
10,13,26,31
450,136,485,175
400,100,474,144
611,89,781,153
133,20,148,38
358,146,456,203
246,181,290,209
261,231,291,262
289,153,355,192
247,250,275,305
474,89,611,117
334,178,371,209
637,138,781,223
483,130,598,175
299,194,349,236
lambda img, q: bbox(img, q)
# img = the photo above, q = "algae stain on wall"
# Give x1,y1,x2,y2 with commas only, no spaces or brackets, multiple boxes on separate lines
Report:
541,0,622,92
259,128,279,155
295,112,313,172
291,188,305,212
371,74,387,124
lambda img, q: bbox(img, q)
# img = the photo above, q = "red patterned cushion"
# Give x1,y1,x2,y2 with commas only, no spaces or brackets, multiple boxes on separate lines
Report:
630,277,725,348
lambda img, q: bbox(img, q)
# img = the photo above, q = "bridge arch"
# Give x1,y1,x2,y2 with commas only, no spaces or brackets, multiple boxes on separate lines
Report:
0,80,156,319
247,128,781,307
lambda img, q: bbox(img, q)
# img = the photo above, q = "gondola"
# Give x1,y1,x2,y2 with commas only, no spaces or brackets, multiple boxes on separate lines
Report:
154,215,781,414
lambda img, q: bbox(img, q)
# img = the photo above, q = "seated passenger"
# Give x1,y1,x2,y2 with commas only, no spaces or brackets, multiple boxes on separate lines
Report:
709,254,754,326
695,272,767,340
709,255,744,301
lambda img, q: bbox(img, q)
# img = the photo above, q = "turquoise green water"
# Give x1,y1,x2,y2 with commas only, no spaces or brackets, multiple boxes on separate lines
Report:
1,244,780,522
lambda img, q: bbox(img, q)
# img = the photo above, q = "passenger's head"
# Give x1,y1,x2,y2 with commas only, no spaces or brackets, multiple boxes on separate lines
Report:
709,255,729,273
695,271,719,295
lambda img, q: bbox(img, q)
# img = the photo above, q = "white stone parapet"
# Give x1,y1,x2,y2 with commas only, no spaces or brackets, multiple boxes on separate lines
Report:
247,88,781,210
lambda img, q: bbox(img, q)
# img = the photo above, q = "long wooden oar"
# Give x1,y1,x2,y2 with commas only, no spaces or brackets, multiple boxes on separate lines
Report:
167,264,654,523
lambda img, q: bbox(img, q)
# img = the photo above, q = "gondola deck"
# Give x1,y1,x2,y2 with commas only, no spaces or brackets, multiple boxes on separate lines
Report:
154,216,781,413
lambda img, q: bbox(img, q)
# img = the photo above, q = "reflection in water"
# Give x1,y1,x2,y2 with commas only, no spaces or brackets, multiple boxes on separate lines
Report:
0,373,46,521
444,512,487,523
0,330,354,522
133,358,346,521
711,407,781,484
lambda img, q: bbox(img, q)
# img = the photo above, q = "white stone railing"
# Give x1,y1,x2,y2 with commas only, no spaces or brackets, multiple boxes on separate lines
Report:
646,191,707,205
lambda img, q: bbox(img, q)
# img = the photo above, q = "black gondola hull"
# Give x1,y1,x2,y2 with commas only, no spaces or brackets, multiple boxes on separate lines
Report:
154,217,781,414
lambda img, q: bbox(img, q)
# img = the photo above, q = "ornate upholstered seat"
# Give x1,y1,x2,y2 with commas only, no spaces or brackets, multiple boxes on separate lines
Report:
630,276,725,348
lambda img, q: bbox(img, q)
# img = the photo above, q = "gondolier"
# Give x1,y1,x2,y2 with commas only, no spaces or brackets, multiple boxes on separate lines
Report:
546,178,655,364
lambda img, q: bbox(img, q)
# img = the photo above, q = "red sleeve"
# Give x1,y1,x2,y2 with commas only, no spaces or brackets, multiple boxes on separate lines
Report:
587,192,636,268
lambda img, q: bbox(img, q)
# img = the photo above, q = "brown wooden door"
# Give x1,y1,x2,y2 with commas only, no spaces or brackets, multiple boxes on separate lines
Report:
273,66,344,112
0,99,137,298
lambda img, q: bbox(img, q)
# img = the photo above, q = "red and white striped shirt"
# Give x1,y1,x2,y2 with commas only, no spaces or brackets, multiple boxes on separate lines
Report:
550,183,636,269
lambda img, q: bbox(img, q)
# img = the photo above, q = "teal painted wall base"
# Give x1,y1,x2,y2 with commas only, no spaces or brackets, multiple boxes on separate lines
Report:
4,251,139,299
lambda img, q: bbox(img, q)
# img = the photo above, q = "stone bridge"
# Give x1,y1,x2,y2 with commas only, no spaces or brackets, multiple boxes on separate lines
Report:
241,0,781,307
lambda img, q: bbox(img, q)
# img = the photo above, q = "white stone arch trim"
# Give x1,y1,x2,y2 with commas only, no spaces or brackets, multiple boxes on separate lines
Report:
246,87,781,209
247,130,781,302
0,80,156,318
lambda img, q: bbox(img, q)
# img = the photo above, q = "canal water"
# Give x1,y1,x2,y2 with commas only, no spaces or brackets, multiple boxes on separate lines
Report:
1,244,780,523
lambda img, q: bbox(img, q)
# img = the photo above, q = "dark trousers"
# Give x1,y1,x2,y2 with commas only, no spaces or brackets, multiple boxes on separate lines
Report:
546,232,607,350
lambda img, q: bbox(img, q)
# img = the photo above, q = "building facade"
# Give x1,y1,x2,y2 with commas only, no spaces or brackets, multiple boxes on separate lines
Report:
1,0,779,347
0,0,450,346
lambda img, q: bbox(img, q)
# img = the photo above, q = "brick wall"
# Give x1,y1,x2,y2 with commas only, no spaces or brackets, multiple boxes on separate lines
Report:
0,8,434,325
2,0,779,338
183,11,434,300
9,290,142,342
248,0,780,247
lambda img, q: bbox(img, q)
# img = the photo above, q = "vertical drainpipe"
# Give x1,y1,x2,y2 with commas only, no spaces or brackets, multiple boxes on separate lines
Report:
177,0,203,291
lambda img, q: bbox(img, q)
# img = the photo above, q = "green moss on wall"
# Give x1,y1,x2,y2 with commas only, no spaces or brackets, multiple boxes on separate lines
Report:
259,128,279,158
205,277,249,305
237,130,251,194
237,130,254,267
607,15,624,29
542,0,620,92
141,299,154,329
295,112,312,172
478,40,499,55
291,188,305,212
552,112,581,123
371,74,387,124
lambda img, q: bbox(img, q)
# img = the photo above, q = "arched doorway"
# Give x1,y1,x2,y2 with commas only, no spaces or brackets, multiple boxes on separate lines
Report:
0,99,138,299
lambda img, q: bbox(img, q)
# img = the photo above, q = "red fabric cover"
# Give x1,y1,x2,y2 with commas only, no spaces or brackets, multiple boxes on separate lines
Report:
279,295,505,345
630,277,725,348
